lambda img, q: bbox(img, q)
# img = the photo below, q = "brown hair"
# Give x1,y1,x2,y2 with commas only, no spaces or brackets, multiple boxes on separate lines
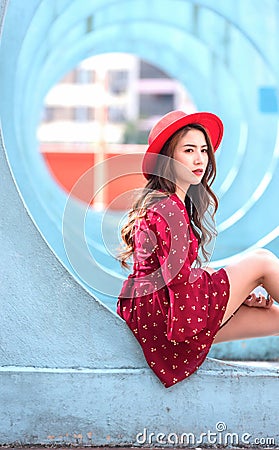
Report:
118,123,218,268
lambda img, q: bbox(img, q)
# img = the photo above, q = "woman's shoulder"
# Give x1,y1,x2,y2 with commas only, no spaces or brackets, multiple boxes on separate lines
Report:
147,192,186,213
145,192,189,226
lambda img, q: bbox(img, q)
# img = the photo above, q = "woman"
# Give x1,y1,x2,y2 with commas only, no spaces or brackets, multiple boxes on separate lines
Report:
117,110,279,388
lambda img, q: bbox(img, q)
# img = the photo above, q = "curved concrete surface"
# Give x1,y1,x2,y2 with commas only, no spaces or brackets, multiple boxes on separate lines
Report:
1,0,279,445
1,0,279,313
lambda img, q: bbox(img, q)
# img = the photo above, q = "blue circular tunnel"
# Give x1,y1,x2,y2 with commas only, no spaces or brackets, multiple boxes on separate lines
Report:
0,0,279,312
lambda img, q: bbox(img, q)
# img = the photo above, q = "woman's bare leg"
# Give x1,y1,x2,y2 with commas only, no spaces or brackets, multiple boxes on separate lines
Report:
213,304,279,344
220,248,279,325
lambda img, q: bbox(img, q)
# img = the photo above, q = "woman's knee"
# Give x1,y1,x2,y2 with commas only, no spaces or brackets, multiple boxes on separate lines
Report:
249,248,277,270
248,248,278,283
226,248,276,288
252,248,275,260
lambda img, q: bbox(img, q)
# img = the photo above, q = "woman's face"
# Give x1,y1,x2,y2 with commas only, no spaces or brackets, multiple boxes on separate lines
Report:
172,128,209,193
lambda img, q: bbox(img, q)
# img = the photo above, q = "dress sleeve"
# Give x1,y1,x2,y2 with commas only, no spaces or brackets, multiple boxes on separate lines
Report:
146,201,213,342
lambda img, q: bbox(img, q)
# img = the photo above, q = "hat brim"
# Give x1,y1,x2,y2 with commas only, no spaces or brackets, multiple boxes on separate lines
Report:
142,111,223,180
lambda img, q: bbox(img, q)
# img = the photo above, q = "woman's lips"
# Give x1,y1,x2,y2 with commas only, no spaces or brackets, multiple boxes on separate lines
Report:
192,169,203,176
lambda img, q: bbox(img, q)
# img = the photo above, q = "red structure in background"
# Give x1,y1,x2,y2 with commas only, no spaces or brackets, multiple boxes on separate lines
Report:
41,143,146,210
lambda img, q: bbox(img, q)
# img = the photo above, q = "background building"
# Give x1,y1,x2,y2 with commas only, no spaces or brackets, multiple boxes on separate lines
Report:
38,53,195,208
38,53,194,145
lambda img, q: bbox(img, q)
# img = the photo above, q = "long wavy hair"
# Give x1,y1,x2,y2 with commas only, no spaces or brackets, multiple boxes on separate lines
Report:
118,123,219,269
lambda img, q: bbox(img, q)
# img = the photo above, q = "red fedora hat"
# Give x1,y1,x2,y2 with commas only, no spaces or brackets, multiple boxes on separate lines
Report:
142,110,224,180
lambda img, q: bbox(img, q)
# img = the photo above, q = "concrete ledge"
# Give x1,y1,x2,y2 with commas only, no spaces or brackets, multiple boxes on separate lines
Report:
209,335,279,360
1,362,279,447
1,2,279,448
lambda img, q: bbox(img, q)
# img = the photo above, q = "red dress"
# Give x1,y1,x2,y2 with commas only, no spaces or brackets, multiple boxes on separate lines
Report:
117,193,230,388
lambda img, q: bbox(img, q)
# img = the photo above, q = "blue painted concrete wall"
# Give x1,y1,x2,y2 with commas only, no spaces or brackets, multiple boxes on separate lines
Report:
1,0,279,445
1,0,279,314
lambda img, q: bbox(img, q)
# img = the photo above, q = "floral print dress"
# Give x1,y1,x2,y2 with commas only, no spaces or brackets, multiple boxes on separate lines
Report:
117,193,230,388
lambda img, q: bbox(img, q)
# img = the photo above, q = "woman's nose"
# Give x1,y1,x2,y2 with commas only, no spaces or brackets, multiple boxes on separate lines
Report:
194,151,203,163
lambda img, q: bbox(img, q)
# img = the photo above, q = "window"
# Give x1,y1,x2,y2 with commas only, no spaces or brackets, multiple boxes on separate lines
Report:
108,70,128,94
45,107,75,121
140,61,170,79
108,106,126,122
74,106,90,122
139,94,174,116
60,71,76,83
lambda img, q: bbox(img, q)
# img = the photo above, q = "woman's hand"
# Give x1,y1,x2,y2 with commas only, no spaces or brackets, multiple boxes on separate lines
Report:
244,292,274,309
